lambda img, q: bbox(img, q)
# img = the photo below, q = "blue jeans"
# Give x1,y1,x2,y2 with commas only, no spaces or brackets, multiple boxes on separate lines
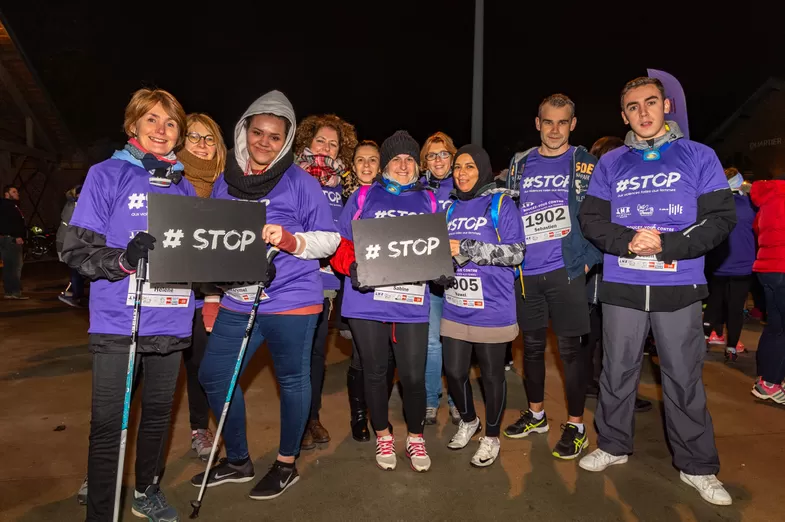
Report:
425,294,453,409
0,236,23,295
199,308,318,459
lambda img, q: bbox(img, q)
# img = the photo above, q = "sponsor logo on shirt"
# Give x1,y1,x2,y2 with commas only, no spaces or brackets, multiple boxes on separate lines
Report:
616,206,631,219
636,204,654,217
660,203,684,216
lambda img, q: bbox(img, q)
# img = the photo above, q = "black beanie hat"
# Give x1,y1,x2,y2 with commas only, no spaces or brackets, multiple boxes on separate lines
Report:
380,130,420,171
454,144,495,200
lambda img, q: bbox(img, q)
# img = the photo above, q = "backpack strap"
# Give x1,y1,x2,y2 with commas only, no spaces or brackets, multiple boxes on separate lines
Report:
445,199,456,223
489,192,505,241
352,185,371,220
426,190,437,213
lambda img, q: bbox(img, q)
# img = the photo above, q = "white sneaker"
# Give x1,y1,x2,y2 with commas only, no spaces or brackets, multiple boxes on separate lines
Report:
406,436,431,472
680,472,732,506
578,448,628,472
447,417,482,450
424,406,438,425
471,437,500,467
375,434,396,470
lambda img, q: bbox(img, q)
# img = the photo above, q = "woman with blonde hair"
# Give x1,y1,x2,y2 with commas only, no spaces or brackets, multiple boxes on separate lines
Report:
63,88,196,521
176,113,227,460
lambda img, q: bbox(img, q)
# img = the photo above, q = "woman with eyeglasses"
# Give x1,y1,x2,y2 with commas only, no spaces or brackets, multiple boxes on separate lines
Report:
176,113,227,461
292,114,357,450
420,132,461,426
441,144,525,467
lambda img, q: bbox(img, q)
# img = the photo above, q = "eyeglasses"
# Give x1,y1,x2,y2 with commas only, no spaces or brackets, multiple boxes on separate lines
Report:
426,151,452,161
187,132,216,146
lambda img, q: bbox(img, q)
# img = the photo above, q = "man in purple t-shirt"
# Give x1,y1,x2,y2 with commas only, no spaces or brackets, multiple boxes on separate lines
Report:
578,77,736,506
503,94,602,461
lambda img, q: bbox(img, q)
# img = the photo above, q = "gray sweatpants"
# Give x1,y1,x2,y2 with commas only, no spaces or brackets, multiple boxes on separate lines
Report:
596,302,720,475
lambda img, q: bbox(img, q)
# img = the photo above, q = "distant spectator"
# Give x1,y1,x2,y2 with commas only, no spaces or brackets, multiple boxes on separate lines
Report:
56,184,85,307
0,184,28,299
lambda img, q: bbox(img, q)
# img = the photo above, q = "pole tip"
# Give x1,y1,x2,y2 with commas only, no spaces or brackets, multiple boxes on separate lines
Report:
189,500,201,519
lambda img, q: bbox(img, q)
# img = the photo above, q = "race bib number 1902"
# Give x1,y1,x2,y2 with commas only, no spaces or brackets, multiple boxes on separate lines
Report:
522,204,570,244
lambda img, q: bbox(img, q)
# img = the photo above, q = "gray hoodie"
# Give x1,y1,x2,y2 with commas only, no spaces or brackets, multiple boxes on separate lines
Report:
233,90,297,172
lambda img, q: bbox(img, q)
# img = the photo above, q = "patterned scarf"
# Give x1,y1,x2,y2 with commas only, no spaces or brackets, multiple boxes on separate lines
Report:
125,138,182,183
177,148,219,198
296,148,345,187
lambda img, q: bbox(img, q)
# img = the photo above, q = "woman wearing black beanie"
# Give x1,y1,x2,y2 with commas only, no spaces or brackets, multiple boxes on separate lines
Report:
441,144,526,467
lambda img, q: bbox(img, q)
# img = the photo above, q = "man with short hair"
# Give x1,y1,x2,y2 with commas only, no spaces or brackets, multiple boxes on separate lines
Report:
578,77,735,506
0,185,28,299
504,94,602,460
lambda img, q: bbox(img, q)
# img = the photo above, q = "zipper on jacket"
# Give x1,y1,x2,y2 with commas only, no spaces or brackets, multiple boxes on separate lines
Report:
645,285,651,312
593,272,599,303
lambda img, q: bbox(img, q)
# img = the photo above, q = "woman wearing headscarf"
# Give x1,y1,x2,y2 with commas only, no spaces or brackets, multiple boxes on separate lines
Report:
441,145,525,467
191,91,339,500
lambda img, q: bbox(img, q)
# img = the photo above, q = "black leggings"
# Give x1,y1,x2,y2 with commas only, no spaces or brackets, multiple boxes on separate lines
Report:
704,275,751,348
310,298,331,420
87,349,181,521
183,308,210,430
443,338,507,437
522,328,587,418
348,319,427,434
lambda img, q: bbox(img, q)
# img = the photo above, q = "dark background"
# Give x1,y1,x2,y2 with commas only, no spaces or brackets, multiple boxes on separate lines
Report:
3,1,783,169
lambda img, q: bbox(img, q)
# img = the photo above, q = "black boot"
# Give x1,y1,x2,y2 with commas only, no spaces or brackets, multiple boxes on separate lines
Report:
347,367,370,442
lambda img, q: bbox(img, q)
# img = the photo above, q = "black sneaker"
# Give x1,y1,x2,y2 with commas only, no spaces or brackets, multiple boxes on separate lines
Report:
552,423,589,460
503,410,549,439
190,457,255,488
634,397,653,413
248,461,300,500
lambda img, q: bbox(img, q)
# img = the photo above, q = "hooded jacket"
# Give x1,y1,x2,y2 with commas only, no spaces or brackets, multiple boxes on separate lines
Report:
579,121,736,312
751,179,785,273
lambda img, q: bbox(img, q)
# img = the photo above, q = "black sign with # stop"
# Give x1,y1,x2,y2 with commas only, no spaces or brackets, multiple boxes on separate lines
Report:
351,212,454,287
147,193,267,283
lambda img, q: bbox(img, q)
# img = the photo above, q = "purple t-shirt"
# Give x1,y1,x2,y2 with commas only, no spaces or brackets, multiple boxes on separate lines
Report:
421,175,455,212
587,140,729,286
519,148,573,275
212,165,338,313
714,193,756,276
340,183,435,323
320,184,343,291
443,194,523,327
70,158,197,337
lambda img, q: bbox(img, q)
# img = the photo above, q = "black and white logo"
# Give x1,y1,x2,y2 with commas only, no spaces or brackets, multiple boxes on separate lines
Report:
636,204,654,217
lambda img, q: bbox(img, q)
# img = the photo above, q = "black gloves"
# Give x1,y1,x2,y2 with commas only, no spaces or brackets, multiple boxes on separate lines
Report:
350,262,373,292
124,232,156,269
433,274,456,287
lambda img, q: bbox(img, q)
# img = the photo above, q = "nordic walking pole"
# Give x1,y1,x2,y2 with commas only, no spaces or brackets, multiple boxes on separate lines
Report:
190,247,279,519
112,257,146,522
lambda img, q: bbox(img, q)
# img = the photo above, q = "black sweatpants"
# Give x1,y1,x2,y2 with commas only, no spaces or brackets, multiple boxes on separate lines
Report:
703,274,751,348
310,298,331,420
183,308,210,430
443,338,507,437
584,303,603,387
87,349,182,521
348,319,427,434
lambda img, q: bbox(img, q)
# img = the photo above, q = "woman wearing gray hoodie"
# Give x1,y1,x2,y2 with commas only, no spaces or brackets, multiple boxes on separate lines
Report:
191,91,340,500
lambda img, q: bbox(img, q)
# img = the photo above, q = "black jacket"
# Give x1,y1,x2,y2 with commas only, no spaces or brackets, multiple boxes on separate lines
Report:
579,188,736,312
0,199,26,239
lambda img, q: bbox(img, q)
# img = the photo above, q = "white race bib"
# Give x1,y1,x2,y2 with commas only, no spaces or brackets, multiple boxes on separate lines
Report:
373,284,426,305
225,284,270,303
444,276,484,309
618,255,678,272
522,204,570,244
126,274,191,308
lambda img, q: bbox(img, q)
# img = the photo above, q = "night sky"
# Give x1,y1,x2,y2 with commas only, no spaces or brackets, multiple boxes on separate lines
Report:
3,2,784,169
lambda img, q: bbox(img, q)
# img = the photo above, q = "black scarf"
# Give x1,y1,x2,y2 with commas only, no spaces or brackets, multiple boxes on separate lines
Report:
124,140,183,184
224,148,294,200
453,144,495,201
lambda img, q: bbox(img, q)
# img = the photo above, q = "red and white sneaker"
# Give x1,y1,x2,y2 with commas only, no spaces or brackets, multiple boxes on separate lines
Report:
707,331,726,345
375,434,396,470
751,378,785,404
406,435,431,472
735,342,745,353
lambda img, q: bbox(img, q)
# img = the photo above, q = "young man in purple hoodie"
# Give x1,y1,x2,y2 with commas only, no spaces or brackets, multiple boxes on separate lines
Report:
578,77,736,506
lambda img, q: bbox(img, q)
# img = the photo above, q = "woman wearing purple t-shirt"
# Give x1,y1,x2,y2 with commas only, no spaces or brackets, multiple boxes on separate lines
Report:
62,88,196,521
331,130,443,472
293,114,357,449
441,145,525,467
190,91,340,500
